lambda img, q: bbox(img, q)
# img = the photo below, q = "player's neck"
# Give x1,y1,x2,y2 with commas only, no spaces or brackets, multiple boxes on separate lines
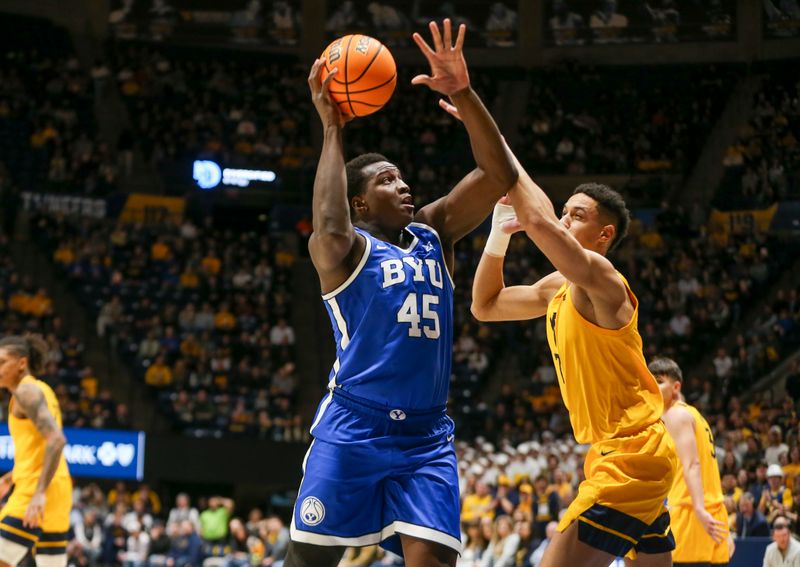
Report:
356,220,409,248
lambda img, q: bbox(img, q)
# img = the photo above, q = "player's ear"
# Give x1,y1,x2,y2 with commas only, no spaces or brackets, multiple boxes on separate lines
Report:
352,195,368,214
599,223,615,244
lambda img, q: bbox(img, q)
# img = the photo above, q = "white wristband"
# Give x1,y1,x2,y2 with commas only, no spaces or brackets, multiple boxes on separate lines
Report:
484,203,517,257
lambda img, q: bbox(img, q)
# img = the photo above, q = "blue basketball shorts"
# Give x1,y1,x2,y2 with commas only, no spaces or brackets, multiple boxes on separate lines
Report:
289,389,461,556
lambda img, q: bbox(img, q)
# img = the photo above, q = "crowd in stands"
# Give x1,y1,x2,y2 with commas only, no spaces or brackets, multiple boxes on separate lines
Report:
454,382,800,566
516,63,741,176
0,233,129,429
67,483,296,567
0,15,117,198
31,212,305,441
110,43,314,174
718,63,800,210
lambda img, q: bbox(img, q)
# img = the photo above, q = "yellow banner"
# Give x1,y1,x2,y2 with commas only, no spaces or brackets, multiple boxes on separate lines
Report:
119,194,185,225
708,204,778,236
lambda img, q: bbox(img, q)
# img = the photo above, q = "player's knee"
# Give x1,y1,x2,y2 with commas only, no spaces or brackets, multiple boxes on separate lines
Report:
0,537,32,567
283,540,343,567
34,554,67,567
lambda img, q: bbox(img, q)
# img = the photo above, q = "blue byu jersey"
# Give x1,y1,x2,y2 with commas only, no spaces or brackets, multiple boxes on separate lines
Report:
319,222,454,412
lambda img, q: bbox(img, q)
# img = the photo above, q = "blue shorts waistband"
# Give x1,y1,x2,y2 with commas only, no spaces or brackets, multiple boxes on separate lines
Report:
331,388,447,422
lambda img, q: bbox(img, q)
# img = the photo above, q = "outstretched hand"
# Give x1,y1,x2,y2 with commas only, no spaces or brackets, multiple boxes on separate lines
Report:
411,19,470,96
308,57,351,128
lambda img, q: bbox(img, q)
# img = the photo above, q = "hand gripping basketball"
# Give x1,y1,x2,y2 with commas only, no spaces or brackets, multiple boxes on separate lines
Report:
319,35,397,118
308,58,350,128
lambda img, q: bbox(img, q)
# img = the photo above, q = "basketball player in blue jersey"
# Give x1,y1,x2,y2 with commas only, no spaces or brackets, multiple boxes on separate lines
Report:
285,20,517,567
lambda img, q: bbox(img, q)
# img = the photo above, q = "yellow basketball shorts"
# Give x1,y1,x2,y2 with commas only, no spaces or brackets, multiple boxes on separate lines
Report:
0,475,72,555
558,420,678,558
671,502,730,566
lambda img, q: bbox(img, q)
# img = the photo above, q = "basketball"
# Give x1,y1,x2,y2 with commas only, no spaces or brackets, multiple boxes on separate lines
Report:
320,34,397,118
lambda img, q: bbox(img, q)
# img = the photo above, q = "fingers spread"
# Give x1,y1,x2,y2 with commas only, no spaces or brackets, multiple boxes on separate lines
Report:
455,23,466,51
412,32,435,60
429,21,444,51
443,18,452,49
411,74,432,87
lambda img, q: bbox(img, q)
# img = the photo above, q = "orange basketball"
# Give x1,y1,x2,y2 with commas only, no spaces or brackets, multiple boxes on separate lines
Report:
320,34,397,118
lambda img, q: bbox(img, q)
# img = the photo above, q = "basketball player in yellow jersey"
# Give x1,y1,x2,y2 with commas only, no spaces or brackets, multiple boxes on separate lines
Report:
649,358,732,567
0,335,71,567
437,97,677,565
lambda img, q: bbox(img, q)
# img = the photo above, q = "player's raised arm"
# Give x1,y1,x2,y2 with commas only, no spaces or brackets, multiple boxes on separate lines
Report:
470,199,565,322
306,59,364,285
14,382,67,528
497,147,628,318
411,19,517,246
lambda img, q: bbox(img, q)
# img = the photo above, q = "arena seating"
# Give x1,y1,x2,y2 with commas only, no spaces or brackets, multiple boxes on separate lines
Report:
715,62,800,210
0,233,128,428
0,14,116,197
516,63,741,176
31,212,305,441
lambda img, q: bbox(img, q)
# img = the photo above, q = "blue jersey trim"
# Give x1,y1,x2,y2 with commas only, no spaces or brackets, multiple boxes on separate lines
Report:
408,222,454,290
321,233,373,301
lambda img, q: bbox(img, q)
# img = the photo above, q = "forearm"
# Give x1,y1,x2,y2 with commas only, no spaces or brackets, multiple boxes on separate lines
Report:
471,253,506,320
34,433,66,494
451,87,516,186
312,125,350,236
683,461,707,515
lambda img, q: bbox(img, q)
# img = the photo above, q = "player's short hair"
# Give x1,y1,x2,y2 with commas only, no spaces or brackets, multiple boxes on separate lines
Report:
0,334,49,375
648,357,683,383
572,183,630,252
345,153,390,206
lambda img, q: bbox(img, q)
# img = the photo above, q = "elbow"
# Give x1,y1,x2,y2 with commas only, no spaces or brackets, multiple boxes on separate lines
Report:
497,160,519,191
471,301,488,322
471,300,496,322
482,161,518,194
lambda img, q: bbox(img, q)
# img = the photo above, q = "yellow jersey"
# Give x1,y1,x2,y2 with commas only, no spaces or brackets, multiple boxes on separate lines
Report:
9,376,70,485
667,402,724,509
545,274,663,444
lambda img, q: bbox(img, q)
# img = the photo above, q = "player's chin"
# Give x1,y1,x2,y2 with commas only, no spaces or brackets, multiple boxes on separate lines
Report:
399,205,415,223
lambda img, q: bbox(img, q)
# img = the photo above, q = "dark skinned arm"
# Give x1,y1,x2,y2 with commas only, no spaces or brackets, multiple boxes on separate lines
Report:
14,382,67,528
306,58,365,293
411,20,518,248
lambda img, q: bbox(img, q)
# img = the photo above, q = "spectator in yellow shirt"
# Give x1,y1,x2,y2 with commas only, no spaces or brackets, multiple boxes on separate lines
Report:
145,355,173,388
722,472,743,507
54,243,76,265
515,483,534,521
784,447,800,492
215,303,236,331
180,265,200,289
180,334,205,360
28,287,53,317
201,252,222,276
151,237,171,261
461,481,494,524
132,484,162,515
8,290,30,314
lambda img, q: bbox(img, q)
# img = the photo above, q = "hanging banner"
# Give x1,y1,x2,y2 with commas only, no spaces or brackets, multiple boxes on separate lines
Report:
21,192,107,219
708,204,779,236
119,193,186,225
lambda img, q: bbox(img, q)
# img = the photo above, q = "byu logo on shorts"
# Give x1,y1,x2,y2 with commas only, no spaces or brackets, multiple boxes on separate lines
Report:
300,496,325,526
389,409,407,421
